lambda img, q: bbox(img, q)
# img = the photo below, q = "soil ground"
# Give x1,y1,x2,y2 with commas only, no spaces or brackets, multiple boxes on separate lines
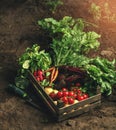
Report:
0,0,116,130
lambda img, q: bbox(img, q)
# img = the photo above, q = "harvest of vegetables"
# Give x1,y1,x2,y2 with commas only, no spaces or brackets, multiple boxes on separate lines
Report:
14,16,116,108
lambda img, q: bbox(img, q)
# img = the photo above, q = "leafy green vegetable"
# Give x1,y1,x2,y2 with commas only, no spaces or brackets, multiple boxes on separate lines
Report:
22,60,30,69
15,76,29,90
15,16,116,95
38,16,116,95
84,57,116,95
38,16,100,67
15,44,52,89
19,44,52,74
40,79,50,87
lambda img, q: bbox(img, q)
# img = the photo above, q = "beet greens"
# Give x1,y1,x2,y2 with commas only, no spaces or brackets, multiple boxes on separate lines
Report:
38,16,116,95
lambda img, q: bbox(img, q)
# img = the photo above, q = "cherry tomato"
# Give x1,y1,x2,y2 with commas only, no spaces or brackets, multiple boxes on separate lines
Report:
83,94,89,99
49,92,56,100
62,88,67,91
72,88,77,93
63,91,69,97
57,91,63,99
77,89,82,94
68,91,74,97
61,96,68,104
76,83,81,87
77,95,84,101
73,93,77,99
68,97,74,104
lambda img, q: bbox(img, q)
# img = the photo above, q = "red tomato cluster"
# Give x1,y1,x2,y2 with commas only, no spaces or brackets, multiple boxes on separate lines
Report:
33,70,44,82
72,88,89,101
49,87,89,105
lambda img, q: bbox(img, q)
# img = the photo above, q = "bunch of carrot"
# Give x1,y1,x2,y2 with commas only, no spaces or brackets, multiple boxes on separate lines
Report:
45,67,59,86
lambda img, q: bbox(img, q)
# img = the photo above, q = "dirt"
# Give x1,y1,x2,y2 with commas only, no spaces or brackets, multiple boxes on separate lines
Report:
0,0,116,130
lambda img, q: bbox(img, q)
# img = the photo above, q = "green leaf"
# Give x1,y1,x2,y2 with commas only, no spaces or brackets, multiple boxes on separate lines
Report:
22,60,30,69
40,79,49,87
46,72,51,77
15,76,29,90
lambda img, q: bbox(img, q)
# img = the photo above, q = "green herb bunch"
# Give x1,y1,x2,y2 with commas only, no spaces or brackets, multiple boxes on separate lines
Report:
38,16,100,67
84,57,116,95
19,44,51,74
15,44,52,89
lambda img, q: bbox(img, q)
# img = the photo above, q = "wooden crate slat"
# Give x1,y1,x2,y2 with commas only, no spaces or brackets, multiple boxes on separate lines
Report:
57,101,101,122
28,71,59,114
58,93,101,114
30,80,57,116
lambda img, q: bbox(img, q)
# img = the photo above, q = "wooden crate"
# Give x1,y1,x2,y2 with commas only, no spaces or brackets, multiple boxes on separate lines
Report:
28,71,101,122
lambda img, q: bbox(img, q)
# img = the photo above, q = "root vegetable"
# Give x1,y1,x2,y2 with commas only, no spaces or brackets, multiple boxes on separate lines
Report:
53,89,58,94
50,67,59,85
44,87,53,95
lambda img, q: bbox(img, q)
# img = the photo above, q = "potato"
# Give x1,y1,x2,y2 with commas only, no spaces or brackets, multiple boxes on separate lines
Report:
44,87,53,95
74,100,79,103
53,89,58,94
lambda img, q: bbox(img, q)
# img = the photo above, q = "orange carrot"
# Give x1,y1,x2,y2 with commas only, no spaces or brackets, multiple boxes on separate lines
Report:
50,67,56,82
49,68,59,85
44,67,54,73
52,68,58,82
